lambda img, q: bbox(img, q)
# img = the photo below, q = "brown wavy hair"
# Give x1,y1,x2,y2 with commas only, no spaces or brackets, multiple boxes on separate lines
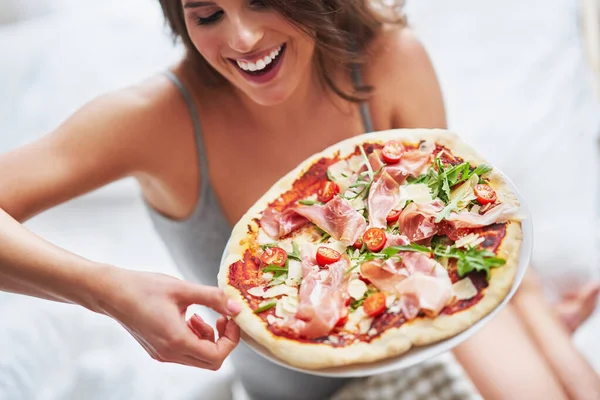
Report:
157,0,406,102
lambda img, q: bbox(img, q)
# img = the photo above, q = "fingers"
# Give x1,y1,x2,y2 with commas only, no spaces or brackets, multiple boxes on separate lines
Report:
182,285,242,317
187,314,215,342
216,316,227,337
216,318,240,356
183,318,241,370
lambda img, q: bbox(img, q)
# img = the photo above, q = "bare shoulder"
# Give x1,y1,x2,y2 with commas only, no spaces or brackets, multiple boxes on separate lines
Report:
0,67,193,220
364,26,447,129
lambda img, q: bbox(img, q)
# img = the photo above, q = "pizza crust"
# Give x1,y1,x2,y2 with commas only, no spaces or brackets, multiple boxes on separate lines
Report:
217,128,523,370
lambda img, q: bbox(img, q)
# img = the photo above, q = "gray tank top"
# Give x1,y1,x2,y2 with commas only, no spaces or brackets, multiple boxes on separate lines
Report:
146,69,374,286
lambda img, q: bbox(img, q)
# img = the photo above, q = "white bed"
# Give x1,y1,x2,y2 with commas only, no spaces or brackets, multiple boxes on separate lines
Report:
1,1,598,399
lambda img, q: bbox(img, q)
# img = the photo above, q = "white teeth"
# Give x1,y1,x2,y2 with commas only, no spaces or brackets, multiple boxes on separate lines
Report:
236,45,283,72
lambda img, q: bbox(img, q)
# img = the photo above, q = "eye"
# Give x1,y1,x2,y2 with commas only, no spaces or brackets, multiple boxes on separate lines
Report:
196,10,224,25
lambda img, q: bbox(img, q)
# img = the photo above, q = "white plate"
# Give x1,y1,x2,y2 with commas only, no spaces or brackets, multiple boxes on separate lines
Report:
222,170,533,378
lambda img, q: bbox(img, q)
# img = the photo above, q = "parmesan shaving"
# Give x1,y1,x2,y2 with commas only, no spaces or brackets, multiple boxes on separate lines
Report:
455,233,485,249
262,284,298,298
275,295,299,319
248,286,265,297
359,317,374,334
385,294,397,308
452,278,478,300
348,279,368,300
396,183,433,209
285,260,303,287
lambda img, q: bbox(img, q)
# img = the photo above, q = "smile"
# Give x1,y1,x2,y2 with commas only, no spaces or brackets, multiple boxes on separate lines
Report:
229,44,286,84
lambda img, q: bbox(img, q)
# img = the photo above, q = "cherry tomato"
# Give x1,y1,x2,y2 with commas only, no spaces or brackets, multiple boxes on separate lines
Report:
316,246,341,267
362,228,387,252
474,184,497,205
363,292,386,317
352,238,363,250
260,247,288,266
386,209,401,224
381,141,405,164
317,181,340,203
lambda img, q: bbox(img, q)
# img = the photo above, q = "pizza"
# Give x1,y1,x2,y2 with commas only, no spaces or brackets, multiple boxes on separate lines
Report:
217,129,523,370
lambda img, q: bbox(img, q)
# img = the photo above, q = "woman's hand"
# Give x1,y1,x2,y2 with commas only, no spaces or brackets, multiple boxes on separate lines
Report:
98,266,242,371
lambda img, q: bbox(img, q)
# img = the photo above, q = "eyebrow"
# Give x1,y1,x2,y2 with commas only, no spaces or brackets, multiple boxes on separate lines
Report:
183,1,214,8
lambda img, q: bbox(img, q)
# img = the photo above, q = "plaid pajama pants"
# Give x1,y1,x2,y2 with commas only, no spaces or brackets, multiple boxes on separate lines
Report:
332,352,482,400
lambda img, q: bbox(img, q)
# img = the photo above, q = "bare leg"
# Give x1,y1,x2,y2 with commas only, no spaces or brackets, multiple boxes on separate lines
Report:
453,304,569,400
553,282,600,333
512,271,600,400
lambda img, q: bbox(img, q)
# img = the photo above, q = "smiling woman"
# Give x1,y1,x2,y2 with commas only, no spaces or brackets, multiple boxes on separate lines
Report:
0,0,531,399
158,0,393,105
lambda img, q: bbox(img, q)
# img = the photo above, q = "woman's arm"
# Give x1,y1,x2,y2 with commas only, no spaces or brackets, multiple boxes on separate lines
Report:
0,82,241,370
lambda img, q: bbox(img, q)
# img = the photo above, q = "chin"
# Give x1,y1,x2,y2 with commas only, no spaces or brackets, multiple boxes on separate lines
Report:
243,85,295,107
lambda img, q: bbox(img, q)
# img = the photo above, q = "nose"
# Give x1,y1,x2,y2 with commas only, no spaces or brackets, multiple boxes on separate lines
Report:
227,14,264,54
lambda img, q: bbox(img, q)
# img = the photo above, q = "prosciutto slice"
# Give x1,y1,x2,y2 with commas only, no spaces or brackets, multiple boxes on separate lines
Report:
260,208,309,239
367,145,434,183
367,171,401,229
284,246,350,339
385,233,410,247
395,272,454,317
396,147,433,177
360,251,453,319
360,260,407,292
397,200,445,241
368,150,408,184
295,196,367,246
446,202,520,228
398,293,421,320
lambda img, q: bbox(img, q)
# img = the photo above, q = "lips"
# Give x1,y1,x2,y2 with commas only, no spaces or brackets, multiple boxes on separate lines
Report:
229,44,286,81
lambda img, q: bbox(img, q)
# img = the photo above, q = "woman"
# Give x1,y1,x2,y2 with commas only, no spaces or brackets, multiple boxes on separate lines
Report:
0,0,598,399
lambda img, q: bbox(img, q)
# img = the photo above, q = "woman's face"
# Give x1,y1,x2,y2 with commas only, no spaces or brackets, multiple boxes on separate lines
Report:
182,0,316,106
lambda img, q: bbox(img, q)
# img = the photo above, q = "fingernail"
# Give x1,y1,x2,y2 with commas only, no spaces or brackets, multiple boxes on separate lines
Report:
227,299,242,314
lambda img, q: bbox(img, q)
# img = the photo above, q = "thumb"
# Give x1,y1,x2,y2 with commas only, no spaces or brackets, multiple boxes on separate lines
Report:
183,284,242,316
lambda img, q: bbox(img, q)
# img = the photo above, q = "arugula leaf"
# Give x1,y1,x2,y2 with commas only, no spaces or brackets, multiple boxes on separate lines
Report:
359,145,374,180
346,245,403,275
434,174,478,223
326,169,336,182
267,273,287,287
254,299,277,314
407,174,429,184
380,247,401,259
350,288,378,311
432,244,505,280
418,157,493,206
342,165,384,201
319,233,332,243
260,243,278,250
392,243,432,254
287,241,302,261
262,264,288,274
388,241,505,280
469,164,492,179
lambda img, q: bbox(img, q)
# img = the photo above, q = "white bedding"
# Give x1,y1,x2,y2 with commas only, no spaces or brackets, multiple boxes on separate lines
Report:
1,1,598,399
